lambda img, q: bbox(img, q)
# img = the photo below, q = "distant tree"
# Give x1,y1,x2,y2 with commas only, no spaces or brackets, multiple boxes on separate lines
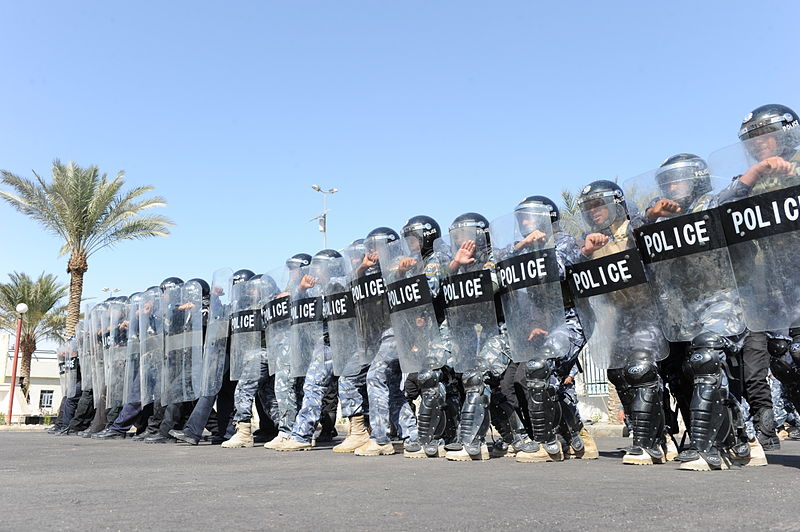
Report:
0,272,67,398
0,160,173,337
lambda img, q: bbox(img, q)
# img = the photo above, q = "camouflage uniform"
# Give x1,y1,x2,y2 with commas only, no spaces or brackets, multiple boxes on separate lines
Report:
290,344,334,443
272,331,300,434
367,331,418,444
338,365,369,418
231,354,280,425
769,372,799,430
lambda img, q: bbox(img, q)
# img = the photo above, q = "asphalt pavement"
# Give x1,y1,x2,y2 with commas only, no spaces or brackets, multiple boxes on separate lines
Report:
1,432,799,531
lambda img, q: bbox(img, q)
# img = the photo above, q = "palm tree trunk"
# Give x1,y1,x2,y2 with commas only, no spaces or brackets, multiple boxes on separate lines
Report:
19,336,36,401
66,251,88,338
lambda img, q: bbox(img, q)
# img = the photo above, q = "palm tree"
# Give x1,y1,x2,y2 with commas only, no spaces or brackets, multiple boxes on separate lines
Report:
0,160,173,337
559,188,583,238
0,272,68,398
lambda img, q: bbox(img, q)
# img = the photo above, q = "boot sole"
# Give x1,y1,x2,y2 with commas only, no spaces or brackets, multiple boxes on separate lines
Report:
221,443,254,448
445,450,490,461
622,454,665,465
678,456,730,471
516,451,564,463
731,455,768,467
354,449,395,456
403,451,428,458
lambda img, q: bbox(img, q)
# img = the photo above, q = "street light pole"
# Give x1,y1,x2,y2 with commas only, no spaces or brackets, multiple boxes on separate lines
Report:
6,302,28,425
309,185,338,249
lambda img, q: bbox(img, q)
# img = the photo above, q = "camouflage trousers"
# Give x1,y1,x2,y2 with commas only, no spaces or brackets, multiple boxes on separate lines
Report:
367,331,418,444
291,344,334,443
339,364,369,418
273,345,300,434
770,373,799,427
232,352,280,425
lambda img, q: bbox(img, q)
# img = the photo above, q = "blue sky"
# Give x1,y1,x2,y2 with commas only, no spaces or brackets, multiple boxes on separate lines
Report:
1,1,798,310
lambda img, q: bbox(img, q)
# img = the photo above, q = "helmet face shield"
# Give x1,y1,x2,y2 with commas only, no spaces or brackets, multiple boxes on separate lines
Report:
403,233,421,254
579,196,617,232
513,203,552,237
656,159,710,206
742,128,799,162
449,225,489,253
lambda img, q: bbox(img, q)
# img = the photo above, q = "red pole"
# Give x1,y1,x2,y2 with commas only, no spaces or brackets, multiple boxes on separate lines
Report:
6,316,23,425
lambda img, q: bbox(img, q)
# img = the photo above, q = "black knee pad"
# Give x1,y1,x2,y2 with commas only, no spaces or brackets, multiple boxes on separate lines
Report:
525,358,551,383
623,357,659,387
418,369,440,391
462,369,484,392
768,337,790,357
687,349,722,379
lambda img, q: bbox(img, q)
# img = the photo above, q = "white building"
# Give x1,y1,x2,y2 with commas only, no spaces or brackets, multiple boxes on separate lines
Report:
0,332,63,423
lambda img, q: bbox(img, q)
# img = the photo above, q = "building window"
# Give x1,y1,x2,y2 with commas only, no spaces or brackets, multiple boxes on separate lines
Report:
40,390,54,409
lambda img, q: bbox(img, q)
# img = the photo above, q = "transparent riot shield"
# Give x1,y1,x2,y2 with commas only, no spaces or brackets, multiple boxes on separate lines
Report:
625,167,746,342
323,253,361,377
200,268,233,394
80,307,93,394
348,240,392,368
161,281,203,405
105,300,129,408
707,129,800,331
90,304,107,408
264,266,291,377
565,197,668,368
230,274,272,381
122,296,142,405
439,225,503,373
289,264,325,378
376,237,446,374
489,208,567,363
139,287,164,406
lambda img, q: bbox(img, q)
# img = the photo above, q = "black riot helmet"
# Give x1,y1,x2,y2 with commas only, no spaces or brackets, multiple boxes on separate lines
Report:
232,269,255,286
186,278,211,307
515,195,560,224
286,253,312,271
655,153,712,209
577,180,628,232
160,277,183,293
449,212,491,257
739,104,800,141
364,226,399,253
111,295,129,303
739,104,800,160
402,215,441,257
511,195,555,236
311,249,344,281
145,285,159,292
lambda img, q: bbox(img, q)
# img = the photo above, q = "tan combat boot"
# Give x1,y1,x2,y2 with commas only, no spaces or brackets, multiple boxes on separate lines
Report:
221,422,254,448
332,415,371,453
353,439,395,456
264,432,291,449
571,428,599,460
516,440,564,463
274,437,313,451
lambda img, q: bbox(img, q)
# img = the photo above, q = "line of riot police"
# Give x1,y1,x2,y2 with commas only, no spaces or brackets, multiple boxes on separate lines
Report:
48,103,800,472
